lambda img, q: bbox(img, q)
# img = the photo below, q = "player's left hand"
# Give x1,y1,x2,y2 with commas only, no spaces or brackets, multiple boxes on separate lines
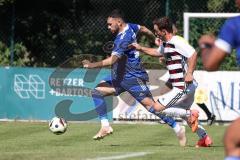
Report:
184,73,193,83
82,59,94,68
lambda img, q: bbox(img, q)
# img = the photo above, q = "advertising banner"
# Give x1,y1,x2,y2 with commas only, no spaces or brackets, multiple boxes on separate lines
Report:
1,67,240,122
0,67,112,121
113,70,240,122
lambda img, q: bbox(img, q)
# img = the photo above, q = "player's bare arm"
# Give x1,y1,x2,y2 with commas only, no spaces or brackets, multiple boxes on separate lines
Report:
129,43,160,57
201,46,227,71
139,26,156,42
185,52,197,83
139,26,164,46
82,55,119,68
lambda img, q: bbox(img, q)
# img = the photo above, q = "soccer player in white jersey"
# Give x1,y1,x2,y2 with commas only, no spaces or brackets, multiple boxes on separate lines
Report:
130,17,213,147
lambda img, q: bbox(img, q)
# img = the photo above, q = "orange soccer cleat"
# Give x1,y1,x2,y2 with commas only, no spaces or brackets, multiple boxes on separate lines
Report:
196,135,213,147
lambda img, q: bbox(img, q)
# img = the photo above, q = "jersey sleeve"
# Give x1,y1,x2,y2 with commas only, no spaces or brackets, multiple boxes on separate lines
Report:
157,45,164,55
215,19,237,54
128,23,140,34
112,34,132,57
174,36,195,58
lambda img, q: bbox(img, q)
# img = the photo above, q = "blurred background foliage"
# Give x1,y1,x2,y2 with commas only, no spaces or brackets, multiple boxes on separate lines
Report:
0,0,239,70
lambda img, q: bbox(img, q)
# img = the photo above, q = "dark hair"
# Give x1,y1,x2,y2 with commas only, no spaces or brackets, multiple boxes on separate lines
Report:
153,17,173,33
108,9,125,21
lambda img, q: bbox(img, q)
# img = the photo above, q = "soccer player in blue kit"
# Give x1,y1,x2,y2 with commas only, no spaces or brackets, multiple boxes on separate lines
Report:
82,9,187,145
201,0,240,159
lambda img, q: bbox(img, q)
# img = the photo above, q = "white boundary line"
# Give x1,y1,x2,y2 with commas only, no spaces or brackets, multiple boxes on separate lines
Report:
86,152,152,160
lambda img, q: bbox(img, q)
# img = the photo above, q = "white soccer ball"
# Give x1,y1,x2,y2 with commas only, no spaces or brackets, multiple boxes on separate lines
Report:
49,117,67,135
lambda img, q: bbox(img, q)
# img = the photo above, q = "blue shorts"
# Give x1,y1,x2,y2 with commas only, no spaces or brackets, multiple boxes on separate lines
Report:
102,76,153,102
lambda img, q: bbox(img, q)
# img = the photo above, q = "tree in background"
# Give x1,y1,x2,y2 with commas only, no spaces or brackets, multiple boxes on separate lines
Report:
0,0,238,69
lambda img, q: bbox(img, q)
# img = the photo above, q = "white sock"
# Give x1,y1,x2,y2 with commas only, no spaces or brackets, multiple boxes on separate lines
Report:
173,123,181,134
196,125,207,139
162,108,190,119
101,119,110,127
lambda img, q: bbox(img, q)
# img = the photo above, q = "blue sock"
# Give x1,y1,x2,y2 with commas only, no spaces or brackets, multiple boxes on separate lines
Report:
148,107,177,128
158,114,177,128
92,89,108,120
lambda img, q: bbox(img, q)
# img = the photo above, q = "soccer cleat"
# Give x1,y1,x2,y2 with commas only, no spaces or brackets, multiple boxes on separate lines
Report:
176,126,187,147
188,109,199,132
195,135,213,147
207,114,216,126
93,126,113,140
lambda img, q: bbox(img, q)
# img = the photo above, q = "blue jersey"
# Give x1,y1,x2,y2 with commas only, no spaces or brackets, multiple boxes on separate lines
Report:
225,156,240,160
111,23,148,81
215,16,240,65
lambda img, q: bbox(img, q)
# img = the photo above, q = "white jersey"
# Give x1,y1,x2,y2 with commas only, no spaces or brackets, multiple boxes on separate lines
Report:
157,35,195,90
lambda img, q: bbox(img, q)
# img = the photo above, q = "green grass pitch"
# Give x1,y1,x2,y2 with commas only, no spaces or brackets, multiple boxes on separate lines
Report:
0,122,226,160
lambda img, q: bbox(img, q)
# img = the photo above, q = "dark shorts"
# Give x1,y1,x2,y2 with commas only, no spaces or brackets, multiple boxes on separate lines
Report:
102,76,153,102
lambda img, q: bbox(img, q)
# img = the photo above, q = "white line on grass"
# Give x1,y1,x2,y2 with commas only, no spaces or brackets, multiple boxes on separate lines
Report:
86,152,152,160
